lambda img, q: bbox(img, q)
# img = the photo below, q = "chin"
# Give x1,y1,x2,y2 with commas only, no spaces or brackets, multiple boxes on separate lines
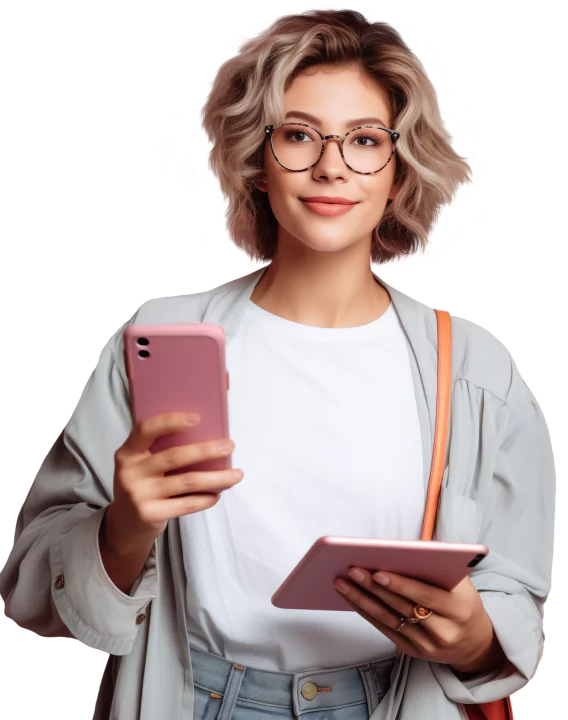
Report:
276,215,364,254
298,235,358,254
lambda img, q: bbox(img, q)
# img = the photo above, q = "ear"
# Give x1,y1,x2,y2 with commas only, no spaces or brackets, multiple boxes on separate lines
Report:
255,178,268,192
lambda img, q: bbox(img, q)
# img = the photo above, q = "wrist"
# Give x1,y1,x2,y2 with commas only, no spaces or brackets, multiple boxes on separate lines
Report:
100,503,156,557
450,631,507,677
98,505,157,596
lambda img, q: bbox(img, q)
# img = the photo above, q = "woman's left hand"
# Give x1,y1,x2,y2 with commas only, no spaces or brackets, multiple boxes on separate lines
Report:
333,568,507,674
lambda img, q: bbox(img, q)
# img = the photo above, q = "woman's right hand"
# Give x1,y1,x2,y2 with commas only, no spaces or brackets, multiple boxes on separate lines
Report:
104,412,243,554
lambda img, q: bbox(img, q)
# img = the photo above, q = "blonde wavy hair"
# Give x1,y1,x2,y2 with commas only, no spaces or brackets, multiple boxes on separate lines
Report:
201,9,472,264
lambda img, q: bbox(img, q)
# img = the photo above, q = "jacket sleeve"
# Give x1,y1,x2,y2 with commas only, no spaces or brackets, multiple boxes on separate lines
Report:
0,315,159,656
431,369,556,704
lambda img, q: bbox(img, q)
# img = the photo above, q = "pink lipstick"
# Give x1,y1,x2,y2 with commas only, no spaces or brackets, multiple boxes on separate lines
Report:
300,197,358,216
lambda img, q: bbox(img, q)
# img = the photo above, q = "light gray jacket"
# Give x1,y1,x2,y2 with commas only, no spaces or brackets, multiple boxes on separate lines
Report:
0,266,555,720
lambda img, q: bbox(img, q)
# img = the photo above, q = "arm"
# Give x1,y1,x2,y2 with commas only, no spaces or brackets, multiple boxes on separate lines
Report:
98,502,156,595
0,318,159,656
431,375,555,703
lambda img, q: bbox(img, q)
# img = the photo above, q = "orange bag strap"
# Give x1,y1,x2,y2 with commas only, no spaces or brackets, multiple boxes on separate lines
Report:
423,309,513,720
421,309,452,542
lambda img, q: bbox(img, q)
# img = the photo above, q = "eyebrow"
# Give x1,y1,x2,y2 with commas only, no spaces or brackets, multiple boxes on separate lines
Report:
284,110,390,128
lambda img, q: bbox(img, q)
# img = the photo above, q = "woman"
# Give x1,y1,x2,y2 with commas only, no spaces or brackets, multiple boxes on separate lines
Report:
0,9,555,720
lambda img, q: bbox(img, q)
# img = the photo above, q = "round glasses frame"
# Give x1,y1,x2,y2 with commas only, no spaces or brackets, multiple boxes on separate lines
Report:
264,122,401,175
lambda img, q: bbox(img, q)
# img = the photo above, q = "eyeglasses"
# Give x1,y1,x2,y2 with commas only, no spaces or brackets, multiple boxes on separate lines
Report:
264,122,400,175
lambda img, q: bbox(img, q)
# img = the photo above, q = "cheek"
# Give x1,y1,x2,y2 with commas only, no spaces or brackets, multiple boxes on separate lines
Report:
361,177,394,213
263,153,302,209
363,172,393,196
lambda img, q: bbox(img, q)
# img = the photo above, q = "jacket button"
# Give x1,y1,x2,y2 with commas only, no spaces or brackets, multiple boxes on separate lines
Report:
301,682,318,701
136,613,146,624
54,575,64,589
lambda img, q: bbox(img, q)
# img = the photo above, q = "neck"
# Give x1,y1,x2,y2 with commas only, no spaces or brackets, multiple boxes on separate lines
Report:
250,238,390,329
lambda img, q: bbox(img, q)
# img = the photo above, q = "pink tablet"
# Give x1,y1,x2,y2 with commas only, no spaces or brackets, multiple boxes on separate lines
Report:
271,536,488,611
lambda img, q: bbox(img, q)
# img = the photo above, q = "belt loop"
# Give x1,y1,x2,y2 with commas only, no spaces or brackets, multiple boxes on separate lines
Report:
357,664,379,717
216,663,247,720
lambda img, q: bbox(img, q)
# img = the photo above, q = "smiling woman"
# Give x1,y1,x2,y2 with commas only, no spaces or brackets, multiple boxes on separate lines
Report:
249,63,404,286
0,8,554,720
199,8,473,266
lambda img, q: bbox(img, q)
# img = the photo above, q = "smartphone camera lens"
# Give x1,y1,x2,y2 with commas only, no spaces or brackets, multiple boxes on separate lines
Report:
467,553,485,568
137,337,149,345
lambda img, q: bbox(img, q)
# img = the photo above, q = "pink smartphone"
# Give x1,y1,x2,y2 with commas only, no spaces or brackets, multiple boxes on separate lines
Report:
271,536,489,611
123,323,233,493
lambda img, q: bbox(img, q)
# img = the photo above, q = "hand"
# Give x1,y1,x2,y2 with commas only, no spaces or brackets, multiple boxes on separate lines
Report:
107,412,244,553
333,568,508,676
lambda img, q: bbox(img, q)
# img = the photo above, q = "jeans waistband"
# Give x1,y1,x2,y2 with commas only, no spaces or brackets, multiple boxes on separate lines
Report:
189,643,396,716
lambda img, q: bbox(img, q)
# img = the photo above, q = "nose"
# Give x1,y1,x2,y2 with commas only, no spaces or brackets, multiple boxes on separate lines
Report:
313,137,348,179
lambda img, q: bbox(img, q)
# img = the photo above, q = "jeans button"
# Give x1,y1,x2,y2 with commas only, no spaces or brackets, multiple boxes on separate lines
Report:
301,682,318,700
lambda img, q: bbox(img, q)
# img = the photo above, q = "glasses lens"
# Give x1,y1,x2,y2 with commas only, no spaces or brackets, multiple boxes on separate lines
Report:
271,124,322,170
271,124,394,172
343,127,393,173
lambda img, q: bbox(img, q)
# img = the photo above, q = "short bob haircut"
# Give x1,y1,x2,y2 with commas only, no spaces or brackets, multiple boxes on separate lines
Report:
201,9,472,265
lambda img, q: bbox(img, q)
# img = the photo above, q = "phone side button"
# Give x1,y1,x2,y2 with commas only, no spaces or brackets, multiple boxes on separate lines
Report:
226,371,230,390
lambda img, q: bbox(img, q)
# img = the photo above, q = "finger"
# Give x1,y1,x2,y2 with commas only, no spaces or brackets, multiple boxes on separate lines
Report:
348,568,426,619
335,588,421,659
121,412,201,456
144,438,234,477
345,572,461,649
153,490,221,521
157,467,243,499
335,580,432,648
369,570,457,619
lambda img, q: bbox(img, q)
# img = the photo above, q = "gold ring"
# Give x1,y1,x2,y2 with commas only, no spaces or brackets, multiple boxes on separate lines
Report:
413,604,433,621
395,617,407,632
395,605,433,632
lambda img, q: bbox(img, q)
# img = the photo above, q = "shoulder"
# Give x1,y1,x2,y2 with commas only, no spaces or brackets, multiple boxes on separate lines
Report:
130,272,248,325
380,275,529,411
449,314,530,410
105,272,253,379
118,269,262,324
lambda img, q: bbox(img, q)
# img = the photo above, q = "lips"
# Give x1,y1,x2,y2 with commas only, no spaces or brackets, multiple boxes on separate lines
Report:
300,196,357,205
300,198,357,216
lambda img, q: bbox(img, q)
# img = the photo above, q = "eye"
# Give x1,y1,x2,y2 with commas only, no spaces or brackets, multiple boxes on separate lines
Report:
344,126,391,149
355,135,377,146
285,130,312,143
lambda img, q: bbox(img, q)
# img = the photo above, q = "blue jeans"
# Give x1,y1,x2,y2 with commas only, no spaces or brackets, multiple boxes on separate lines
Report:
189,643,395,719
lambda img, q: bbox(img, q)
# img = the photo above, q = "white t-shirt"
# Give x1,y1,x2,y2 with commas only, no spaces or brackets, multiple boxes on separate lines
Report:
180,297,425,672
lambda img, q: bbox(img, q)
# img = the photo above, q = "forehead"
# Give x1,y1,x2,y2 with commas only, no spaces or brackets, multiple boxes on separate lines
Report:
284,64,392,129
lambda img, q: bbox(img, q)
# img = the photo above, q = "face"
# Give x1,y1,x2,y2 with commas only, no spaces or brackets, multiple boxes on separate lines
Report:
256,63,399,257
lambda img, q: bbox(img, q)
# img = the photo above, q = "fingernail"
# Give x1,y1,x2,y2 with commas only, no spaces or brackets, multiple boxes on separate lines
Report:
334,580,350,595
374,572,390,586
348,568,365,582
